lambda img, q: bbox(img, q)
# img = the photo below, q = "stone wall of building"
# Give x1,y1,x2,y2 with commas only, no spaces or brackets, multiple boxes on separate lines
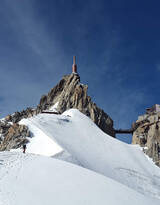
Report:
132,106,160,166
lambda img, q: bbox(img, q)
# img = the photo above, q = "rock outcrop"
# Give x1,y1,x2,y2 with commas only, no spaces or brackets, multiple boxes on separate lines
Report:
38,73,115,137
0,121,30,151
132,104,160,166
0,108,35,151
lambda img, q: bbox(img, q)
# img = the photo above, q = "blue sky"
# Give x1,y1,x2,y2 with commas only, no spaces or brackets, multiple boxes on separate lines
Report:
1,0,160,143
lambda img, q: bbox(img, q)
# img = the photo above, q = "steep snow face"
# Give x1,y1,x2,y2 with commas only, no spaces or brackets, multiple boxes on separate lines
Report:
20,109,160,199
0,152,160,205
19,118,63,156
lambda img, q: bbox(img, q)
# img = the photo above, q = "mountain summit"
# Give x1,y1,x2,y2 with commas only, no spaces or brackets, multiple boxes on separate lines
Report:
37,73,115,137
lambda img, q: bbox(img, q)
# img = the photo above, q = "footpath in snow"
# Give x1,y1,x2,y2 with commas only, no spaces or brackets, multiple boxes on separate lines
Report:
0,152,160,205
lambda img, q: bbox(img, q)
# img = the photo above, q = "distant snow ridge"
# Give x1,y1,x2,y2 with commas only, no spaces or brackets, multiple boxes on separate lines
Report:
18,109,160,201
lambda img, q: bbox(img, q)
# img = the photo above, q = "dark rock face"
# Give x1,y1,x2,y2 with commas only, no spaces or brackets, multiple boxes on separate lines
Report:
5,108,37,124
0,121,30,151
0,108,35,151
132,106,160,166
38,74,115,137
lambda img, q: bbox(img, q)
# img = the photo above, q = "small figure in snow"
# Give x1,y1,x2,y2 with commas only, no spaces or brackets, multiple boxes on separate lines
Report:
22,144,27,154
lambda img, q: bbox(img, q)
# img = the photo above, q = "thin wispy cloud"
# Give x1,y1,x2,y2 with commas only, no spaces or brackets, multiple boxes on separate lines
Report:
4,0,64,72
156,64,160,71
0,0,69,117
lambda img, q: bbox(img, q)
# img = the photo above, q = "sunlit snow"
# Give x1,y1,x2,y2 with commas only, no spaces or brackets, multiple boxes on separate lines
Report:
19,109,160,199
0,109,160,205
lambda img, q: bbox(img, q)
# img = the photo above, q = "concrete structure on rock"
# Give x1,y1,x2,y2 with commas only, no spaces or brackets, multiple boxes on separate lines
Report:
72,56,77,74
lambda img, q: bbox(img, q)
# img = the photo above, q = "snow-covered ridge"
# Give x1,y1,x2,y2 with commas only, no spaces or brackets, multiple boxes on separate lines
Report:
18,109,160,200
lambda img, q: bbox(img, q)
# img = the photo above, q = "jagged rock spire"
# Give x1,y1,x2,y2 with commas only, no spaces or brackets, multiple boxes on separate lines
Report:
38,73,115,137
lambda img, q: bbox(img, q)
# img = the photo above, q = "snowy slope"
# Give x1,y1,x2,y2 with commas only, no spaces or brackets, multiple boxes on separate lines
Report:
0,152,160,205
20,109,160,200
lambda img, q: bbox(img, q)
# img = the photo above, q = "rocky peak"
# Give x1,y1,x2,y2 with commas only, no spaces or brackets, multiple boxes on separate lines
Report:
132,104,160,166
0,72,115,152
38,73,115,137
